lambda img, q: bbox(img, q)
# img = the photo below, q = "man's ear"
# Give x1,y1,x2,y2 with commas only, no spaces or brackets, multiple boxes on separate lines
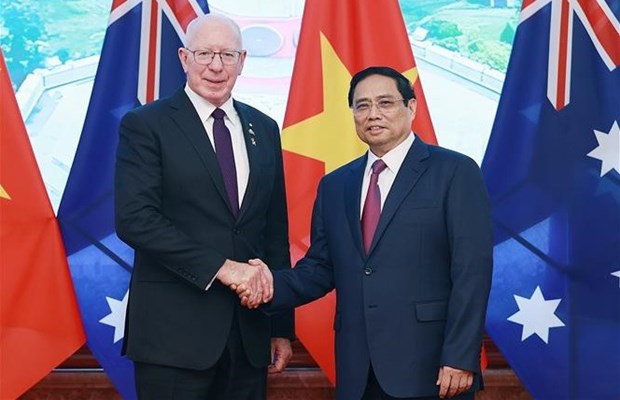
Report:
178,48,189,73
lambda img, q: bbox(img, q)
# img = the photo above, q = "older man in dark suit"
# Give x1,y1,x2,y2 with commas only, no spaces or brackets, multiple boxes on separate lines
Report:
245,66,493,400
115,14,293,400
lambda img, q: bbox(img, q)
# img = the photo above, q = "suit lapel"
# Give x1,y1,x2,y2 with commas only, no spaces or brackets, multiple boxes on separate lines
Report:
368,137,430,255
234,101,260,221
168,89,231,213
345,155,368,258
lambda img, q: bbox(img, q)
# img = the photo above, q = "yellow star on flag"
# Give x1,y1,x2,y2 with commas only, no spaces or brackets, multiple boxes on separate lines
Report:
0,184,10,200
282,33,421,174
282,33,366,173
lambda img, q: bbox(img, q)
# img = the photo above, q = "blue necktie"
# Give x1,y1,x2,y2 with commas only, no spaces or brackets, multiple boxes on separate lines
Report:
212,108,239,217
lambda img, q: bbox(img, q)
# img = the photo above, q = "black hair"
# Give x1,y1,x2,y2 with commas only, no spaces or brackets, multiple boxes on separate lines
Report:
347,66,416,107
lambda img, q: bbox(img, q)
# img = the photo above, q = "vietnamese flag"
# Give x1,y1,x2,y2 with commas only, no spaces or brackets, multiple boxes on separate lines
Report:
282,0,436,384
0,49,85,398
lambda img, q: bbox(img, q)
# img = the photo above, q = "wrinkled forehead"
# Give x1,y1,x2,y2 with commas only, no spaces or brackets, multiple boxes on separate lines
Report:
353,75,400,101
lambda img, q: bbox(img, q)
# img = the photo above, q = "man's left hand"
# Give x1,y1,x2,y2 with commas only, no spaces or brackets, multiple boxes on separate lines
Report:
436,365,473,398
269,338,292,374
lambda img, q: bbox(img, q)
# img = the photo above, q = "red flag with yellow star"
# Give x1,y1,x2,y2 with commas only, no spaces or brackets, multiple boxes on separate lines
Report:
282,0,437,384
0,49,84,399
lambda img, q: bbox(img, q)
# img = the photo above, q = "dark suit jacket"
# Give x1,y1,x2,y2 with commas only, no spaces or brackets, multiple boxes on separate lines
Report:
270,137,492,399
115,88,293,370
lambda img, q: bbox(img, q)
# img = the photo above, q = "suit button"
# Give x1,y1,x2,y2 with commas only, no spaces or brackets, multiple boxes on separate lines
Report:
363,267,373,276
233,229,240,235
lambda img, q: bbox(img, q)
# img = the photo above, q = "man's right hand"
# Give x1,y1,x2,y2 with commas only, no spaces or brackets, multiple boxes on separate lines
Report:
217,259,273,308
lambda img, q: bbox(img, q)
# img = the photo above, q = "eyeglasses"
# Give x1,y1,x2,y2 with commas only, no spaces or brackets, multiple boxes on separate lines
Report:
186,49,242,65
351,98,407,117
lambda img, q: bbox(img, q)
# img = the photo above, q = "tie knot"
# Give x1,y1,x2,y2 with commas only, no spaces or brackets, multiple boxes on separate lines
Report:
212,108,226,120
371,159,387,175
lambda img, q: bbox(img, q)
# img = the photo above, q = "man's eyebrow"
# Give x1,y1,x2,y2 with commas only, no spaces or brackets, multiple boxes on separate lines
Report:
354,94,399,102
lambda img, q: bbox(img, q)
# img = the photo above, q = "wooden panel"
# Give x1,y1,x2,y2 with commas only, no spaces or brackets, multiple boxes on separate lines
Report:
21,368,530,399
57,336,510,368
23,336,531,399
20,372,121,400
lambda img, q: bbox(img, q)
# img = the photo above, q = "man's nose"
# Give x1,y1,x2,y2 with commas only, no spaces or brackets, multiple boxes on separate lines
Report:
208,54,225,70
367,103,383,118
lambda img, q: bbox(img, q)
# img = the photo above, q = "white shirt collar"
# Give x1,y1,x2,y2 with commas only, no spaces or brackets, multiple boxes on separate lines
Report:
184,84,237,126
366,133,415,175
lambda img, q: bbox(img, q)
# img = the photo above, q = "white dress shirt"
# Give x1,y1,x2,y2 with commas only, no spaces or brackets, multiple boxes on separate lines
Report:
184,85,250,206
360,133,415,218
185,86,252,290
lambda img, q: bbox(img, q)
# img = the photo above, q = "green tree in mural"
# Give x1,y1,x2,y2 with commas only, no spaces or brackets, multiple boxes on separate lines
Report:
424,19,463,40
500,22,516,44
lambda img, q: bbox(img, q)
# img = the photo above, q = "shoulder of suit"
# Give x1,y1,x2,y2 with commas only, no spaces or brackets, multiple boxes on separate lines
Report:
425,143,481,171
233,99,277,125
320,154,366,184
425,142,470,161
123,90,180,120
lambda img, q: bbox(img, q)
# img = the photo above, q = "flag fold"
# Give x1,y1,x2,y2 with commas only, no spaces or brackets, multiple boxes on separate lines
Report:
0,49,84,399
482,0,620,398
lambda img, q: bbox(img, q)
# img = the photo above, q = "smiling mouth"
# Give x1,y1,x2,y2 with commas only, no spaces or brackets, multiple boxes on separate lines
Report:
205,77,225,85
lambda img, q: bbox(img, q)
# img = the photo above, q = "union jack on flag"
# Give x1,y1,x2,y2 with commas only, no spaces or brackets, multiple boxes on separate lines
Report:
521,0,620,109
57,1,209,398
483,0,620,398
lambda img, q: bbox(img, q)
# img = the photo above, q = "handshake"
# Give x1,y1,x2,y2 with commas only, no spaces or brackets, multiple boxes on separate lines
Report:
217,258,272,309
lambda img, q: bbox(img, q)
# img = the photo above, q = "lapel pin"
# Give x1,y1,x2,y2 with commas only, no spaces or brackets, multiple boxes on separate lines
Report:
248,126,256,146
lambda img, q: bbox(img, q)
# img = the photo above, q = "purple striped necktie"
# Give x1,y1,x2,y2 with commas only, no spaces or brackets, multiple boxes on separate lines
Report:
361,159,388,254
212,108,239,217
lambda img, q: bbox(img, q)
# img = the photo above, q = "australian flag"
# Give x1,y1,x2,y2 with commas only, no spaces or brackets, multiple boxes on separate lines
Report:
482,0,620,398
57,1,209,398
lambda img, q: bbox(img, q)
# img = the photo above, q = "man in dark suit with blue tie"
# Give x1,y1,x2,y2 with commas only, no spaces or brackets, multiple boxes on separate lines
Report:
244,66,493,399
115,14,293,399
